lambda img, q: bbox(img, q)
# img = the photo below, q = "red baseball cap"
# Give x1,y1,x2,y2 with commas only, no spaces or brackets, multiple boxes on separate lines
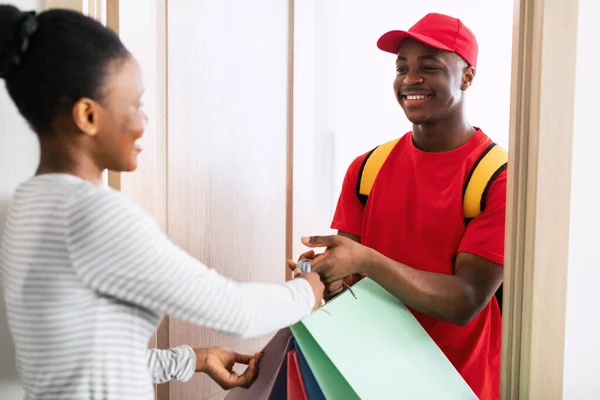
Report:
377,13,478,70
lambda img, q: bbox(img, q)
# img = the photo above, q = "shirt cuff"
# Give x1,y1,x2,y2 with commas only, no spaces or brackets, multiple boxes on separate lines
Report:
284,277,315,314
175,345,196,382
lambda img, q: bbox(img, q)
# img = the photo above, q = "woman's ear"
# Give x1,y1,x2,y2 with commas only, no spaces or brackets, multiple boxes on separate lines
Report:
72,98,100,137
461,65,475,91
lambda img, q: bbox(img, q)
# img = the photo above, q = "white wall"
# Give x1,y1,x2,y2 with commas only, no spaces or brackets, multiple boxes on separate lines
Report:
563,0,600,397
0,2,41,399
293,0,514,252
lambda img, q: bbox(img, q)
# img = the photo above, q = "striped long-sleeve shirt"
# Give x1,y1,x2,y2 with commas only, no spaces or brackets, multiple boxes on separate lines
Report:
0,173,315,400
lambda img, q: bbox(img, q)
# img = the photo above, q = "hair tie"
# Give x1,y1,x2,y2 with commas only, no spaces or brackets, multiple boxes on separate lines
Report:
17,12,39,52
0,11,39,79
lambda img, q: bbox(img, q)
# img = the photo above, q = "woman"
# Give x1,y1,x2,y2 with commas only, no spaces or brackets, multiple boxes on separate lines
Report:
0,5,324,400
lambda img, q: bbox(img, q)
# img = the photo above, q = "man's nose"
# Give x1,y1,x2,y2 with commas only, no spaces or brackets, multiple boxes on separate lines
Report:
403,71,424,86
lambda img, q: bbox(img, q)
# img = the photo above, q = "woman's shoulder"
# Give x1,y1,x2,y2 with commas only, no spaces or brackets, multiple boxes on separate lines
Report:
15,174,147,224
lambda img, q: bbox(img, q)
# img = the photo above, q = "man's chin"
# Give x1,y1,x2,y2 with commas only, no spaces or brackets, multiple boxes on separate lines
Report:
406,114,434,125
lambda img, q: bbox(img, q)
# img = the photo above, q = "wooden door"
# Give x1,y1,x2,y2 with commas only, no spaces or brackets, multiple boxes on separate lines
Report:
165,1,291,398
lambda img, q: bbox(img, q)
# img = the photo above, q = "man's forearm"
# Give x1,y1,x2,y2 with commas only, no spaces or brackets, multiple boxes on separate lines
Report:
361,252,479,325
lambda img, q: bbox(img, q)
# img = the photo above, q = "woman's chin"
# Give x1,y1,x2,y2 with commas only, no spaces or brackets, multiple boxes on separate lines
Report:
122,155,140,172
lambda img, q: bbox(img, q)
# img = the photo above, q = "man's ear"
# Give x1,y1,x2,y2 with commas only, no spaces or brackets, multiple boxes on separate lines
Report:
461,65,475,91
72,98,100,137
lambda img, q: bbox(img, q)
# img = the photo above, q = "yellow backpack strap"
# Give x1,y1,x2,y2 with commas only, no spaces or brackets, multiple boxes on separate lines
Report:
463,143,508,223
356,138,400,207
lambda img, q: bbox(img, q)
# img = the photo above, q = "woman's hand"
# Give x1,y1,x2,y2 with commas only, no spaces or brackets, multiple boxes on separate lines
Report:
287,250,344,301
286,249,319,277
194,347,262,390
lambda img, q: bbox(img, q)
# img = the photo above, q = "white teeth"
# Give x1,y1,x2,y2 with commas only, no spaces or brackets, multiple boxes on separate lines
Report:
406,95,428,100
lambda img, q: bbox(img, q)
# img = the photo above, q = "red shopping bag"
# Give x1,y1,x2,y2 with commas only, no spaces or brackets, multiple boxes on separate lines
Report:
287,348,308,400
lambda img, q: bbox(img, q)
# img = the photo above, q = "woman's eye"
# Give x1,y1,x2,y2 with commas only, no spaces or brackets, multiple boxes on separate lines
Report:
423,66,439,71
396,66,408,74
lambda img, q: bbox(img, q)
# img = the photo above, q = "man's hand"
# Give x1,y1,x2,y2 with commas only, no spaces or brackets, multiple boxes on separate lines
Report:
301,234,503,325
301,235,376,282
194,347,261,390
287,250,344,300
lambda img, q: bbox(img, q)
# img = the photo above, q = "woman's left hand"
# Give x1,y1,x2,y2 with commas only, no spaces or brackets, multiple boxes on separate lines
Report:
195,347,262,390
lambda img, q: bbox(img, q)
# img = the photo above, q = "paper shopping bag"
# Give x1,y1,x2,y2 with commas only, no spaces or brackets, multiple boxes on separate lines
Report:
290,278,478,400
286,348,308,400
293,341,325,400
225,328,293,400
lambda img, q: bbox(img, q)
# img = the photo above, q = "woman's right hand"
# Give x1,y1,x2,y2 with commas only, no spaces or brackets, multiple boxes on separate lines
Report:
288,250,344,301
286,249,319,277
298,271,325,311
288,251,324,308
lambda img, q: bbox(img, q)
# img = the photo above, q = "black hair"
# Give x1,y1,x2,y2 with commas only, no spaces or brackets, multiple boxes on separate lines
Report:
0,5,129,136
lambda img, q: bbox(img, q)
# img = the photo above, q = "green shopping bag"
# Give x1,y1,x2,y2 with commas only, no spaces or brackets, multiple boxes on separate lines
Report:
290,278,478,400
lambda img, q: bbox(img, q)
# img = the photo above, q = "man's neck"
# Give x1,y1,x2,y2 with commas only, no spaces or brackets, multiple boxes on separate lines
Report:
412,117,476,153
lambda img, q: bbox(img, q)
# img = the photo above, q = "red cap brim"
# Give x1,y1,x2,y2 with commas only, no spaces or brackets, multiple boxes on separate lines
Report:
377,30,454,55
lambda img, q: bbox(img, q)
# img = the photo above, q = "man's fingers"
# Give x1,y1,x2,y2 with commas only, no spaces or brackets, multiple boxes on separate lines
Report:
310,252,330,270
324,284,344,301
311,261,329,278
298,249,315,260
311,261,338,283
301,235,339,248
326,280,343,292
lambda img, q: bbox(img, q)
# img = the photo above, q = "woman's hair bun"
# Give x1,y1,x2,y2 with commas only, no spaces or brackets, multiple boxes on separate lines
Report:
0,6,38,79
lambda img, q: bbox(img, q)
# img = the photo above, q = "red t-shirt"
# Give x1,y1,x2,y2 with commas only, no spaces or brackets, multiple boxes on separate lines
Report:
331,129,505,400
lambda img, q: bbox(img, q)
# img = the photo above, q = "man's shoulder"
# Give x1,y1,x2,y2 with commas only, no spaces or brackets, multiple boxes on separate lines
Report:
471,129,507,152
463,129,508,168
350,132,412,165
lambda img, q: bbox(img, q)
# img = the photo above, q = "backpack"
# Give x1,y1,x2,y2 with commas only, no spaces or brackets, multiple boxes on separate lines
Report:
355,138,508,313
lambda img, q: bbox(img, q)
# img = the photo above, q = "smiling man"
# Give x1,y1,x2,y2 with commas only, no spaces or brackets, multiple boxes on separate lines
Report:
295,13,506,400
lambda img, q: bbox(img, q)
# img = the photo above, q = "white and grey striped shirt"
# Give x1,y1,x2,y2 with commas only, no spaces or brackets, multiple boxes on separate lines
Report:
0,174,314,400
